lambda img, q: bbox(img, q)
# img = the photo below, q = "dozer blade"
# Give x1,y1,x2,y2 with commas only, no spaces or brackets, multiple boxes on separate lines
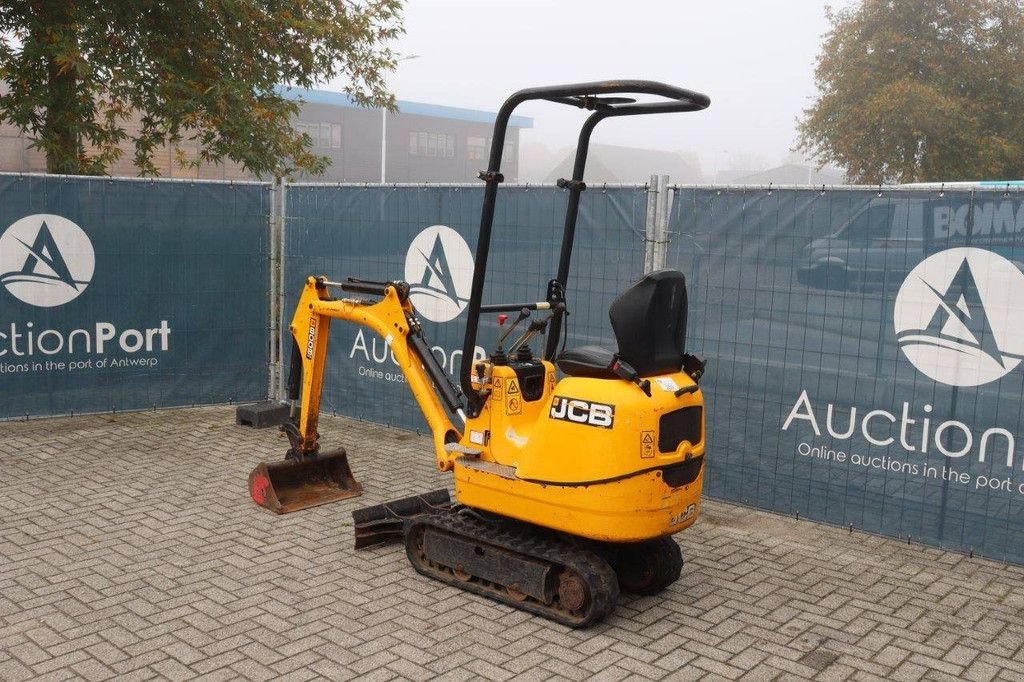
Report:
352,488,451,548
248,448,362,514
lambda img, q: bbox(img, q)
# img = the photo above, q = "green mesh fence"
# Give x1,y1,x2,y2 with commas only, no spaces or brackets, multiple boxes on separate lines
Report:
0,174,271,418
669,186,1024,564
282,184,649,431
9,174,1024,567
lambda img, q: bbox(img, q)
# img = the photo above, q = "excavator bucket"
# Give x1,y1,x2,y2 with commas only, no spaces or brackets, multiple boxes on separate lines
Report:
248,448,362,514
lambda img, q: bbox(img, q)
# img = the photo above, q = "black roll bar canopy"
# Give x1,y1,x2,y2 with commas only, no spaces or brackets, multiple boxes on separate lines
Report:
459,80,711,416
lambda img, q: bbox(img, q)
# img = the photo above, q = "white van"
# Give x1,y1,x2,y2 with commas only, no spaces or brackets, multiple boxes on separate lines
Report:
797,182,1024,291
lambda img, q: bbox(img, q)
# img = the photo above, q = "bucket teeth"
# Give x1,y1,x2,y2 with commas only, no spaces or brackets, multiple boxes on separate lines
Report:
248,448,362,514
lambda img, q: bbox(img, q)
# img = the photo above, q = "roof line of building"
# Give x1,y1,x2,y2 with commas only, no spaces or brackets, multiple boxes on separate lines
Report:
0,171,269,186
277,86,534,129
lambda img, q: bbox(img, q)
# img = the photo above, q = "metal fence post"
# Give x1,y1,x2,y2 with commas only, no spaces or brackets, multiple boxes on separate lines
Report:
268,177,287,402
653,174,671,271
644,175,659,273
644,174,671,273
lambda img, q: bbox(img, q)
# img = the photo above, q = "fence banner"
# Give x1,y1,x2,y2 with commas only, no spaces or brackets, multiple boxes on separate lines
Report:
283,184,649,431
0,175,271,418
670,186,1024,563
23,175,1010,565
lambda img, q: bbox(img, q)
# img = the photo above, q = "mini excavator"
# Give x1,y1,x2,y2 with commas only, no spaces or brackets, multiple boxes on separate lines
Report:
249,81,710,626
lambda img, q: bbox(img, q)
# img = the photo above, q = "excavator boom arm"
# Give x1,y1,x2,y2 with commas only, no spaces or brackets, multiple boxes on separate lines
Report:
288,277,462,470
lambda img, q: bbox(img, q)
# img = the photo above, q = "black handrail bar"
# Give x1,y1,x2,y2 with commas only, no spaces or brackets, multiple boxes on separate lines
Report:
460,81,710,415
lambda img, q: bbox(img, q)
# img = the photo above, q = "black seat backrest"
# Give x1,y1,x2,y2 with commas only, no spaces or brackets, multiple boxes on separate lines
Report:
609,270,687,377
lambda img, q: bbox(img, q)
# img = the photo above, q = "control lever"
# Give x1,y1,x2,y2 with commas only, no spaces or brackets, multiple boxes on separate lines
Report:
497,308,531,348
493,309,530,366
508,302,564,357
509,318,549,357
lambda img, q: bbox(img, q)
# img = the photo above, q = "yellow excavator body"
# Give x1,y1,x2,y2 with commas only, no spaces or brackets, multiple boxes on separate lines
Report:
454,364,704,542
254,278,705,542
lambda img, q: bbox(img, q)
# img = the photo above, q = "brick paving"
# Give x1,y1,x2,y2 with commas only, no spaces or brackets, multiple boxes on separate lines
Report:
2,405,1024,681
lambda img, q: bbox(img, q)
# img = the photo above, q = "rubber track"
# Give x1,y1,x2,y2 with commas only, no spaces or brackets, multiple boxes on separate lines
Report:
613,536,683,595
405,512,620,628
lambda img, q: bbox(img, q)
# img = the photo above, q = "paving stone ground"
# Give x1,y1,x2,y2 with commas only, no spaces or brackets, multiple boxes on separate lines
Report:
2,406,1024,681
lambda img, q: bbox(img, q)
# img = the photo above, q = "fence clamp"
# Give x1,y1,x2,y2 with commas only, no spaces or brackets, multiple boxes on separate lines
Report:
556,178,587,192
478,170,504,183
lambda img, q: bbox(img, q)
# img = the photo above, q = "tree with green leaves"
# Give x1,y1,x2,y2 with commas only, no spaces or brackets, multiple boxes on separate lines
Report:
0,1,403,176
798,0,1024,184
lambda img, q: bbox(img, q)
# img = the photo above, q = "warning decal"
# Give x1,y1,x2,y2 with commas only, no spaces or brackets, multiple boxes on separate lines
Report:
641,431,655,458
506,379,522,415
505,379,522,415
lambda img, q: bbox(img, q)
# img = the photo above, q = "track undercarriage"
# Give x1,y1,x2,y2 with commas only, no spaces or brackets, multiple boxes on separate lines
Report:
354,490,684,627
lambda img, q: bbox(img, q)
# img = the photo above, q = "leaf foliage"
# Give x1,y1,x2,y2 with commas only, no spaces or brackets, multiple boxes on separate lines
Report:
798,0,1024,184
0,1,404,176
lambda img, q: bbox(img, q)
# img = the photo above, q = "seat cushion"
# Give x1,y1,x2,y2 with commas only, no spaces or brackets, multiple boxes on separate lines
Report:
556,345,617,379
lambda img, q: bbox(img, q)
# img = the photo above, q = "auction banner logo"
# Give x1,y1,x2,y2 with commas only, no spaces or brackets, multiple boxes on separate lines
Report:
0,214,95,307
352,224,482,385
0,213,172,374
894,247,1024,387
404,224,473,323
782,247,1024,498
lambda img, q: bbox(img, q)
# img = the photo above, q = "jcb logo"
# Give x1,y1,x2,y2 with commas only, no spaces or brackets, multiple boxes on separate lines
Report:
670,504,696,526
549,396,615,429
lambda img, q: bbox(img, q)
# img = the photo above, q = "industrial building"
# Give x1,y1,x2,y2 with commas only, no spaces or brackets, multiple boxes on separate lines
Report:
0,86,533,183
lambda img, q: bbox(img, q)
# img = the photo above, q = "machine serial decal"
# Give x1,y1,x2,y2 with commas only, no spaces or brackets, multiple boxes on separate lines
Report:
670,504,697,526
549,396,615,429
305,319,317,359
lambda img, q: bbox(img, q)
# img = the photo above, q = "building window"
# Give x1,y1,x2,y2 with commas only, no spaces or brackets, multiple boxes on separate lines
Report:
467,136,488,161
467,136,515,162
296,120,341,149
409,132,455,158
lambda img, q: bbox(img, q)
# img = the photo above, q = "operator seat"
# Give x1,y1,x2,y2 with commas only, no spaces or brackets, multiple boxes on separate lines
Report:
557,270,688,379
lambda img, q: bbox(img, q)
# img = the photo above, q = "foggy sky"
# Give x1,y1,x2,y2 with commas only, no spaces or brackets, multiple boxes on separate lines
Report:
329,0,856,177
